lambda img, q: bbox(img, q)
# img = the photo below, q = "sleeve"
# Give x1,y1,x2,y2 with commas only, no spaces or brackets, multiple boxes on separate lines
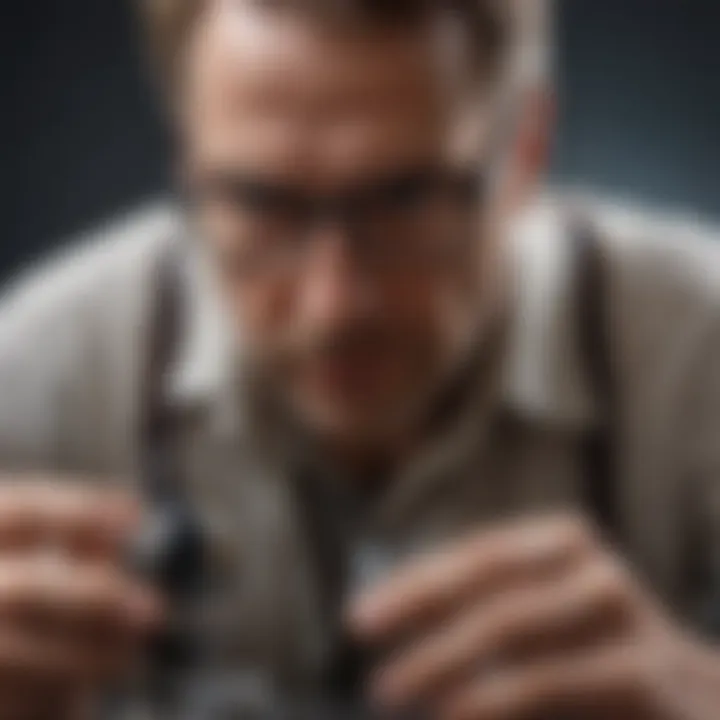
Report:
0,252,99,472
591,197,720,630
0,203,174,475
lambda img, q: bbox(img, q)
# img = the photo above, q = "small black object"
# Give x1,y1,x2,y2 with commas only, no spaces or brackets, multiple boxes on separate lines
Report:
128,496,210,703
133,498,208,601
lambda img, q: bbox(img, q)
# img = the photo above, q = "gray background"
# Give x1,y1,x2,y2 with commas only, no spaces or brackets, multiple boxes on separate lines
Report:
2,0,718,277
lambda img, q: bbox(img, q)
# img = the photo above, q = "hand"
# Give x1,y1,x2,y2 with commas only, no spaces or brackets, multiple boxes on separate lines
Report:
0,480,162,720
350,514,720,720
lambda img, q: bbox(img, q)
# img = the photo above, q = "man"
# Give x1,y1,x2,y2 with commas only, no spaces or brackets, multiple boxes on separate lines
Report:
1,0,720,717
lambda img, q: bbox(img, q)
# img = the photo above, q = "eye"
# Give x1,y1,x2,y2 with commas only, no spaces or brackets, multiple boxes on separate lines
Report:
452,172,486,204
378,174,436,212
227,180,306,221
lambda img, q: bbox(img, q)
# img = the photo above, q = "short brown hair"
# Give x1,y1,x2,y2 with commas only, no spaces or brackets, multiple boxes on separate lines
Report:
139,0,530,92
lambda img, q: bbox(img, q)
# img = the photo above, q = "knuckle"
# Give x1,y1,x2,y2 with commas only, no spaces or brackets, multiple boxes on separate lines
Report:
555,514,595,554
84,568,128,613
476,610,510,655
475,594,535,656
589,560,633,617
0,563,32,613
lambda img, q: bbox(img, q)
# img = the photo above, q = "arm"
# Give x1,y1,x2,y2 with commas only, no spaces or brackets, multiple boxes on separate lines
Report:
0,216,170,718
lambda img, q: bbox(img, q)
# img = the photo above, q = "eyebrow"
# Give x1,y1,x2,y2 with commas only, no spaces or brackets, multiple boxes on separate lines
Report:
205,159,473,195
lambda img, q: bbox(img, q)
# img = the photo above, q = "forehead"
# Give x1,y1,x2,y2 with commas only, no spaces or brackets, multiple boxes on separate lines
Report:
182,3,488,184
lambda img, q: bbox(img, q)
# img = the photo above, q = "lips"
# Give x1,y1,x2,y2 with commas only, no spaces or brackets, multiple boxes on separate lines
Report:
302,347,403,400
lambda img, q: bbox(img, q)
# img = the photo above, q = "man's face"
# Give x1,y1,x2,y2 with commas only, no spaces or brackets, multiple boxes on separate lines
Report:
181,3,509,448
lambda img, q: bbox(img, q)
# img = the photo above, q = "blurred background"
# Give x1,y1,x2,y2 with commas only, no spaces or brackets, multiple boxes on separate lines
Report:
2,0,718,279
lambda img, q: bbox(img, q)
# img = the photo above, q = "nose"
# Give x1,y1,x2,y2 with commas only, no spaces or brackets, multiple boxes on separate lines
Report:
298,223,379,325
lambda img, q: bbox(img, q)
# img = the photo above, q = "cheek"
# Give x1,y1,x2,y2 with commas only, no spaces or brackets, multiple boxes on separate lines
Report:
229,277,296,347
383,268,480,350
236,270,481,340
197,209,295,343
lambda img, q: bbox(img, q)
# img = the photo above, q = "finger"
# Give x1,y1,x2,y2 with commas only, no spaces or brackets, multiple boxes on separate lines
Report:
0,692,75,720
0,481,139,556
18,607,143,681
351,515,595,640
373,559,636,708
441,645,644,720
0,626,130,686
0,678,91,720
0,556,163,633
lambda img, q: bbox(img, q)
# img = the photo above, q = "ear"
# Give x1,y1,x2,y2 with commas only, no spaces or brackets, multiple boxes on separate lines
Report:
503,87,556,212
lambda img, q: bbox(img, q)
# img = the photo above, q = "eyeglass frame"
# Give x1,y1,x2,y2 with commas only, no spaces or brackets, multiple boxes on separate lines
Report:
188,164,491,276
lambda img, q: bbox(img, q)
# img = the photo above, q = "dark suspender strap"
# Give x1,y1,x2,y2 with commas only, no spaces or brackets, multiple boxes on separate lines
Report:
135,243,208,707
574,226,720,640
139,243,186,503
574,222,620,541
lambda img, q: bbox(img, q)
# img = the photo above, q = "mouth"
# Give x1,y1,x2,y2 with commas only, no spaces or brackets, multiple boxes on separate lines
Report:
301,344,405,400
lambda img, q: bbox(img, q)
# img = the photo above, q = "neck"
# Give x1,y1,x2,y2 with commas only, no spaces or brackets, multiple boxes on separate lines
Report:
312,314,509,487
316,428,413,489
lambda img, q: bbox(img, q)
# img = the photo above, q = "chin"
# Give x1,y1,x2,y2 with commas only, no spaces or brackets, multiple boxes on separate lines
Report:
293,392,423,449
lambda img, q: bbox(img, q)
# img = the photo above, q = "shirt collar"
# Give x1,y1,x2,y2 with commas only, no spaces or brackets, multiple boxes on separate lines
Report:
501,193,598,426
165,235,243,435
166,193,598,439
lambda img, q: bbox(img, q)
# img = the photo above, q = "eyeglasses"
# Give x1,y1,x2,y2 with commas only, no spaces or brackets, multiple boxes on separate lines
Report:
196,167,488,277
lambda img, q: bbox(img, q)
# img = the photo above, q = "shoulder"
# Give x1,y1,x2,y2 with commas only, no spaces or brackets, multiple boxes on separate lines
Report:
566,193,720,487
588,195,720,324
506,191,720,425
580,195,720,397
0,201,182,471
0,201,180,347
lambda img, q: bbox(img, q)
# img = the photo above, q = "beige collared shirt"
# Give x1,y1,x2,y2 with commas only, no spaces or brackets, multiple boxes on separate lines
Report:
0,193,719,691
